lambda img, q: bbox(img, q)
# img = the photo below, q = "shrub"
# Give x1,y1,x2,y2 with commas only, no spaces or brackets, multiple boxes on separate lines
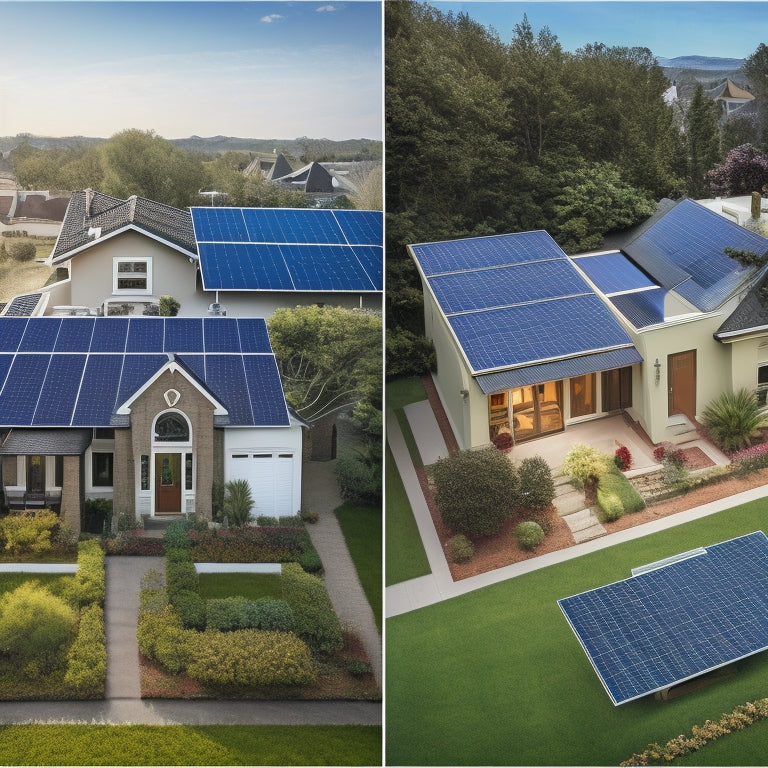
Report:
523,509,553,534
561,444,611,489
448,534,474,563
597,466,645,522
702,388,767,452
154,624,192,674
251,599,296,633
279,515,303,527
515,521,545,551
614,445,632,471
256,516,278,527
335,450,382,506
82,498,112,535
432,447,519,537
0,582,76,665
137,605,183,660
297,548,323,574
732,441,768,475
71,540,106,607
165,559,198,600
172,589,206,631
492,432,513,452
185,629,317,687
347,659,373,677
64,604,106,697
159,295,181,316
282,562,343,652
223,479,254,526
163,520,192,549
518,456,555,510
0,509,59,554
187,525,311,563
206,596,252,631
6,240,36,261
596,488,624,522
300,508,319,524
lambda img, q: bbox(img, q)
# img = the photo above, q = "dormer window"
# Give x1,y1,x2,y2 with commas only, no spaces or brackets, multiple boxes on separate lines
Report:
114,257,151,294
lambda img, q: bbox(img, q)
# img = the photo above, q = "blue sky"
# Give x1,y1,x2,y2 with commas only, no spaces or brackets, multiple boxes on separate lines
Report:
0,1,382,140
433,2,767,60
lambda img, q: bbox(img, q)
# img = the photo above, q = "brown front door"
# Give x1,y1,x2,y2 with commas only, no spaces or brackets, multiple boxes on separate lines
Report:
668,350,697,420
155,453,181,515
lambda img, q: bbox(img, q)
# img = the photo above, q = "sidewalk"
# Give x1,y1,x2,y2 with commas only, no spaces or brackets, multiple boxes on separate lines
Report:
386,399,768,619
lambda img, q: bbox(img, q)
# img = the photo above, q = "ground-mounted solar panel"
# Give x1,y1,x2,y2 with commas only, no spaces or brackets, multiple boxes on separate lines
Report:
0,355,51,425
280,244,378,291
609,289,665,328
90,318,129,352
198,242,295,291
203,354,254,424
191,207,249,243
558,532,768,706
126,317,165,353
71,355,124,426
412,231,567,277
242,208,344,245
17,317,62,352
0,318,28,352
428,260,589,315
236,319,272,354
332,210,383,246
242,355,291,426
115,355,169,408
32,354,87,425
163,318,204,353
449,294,635,373
573,252,658,295
54,318,96,352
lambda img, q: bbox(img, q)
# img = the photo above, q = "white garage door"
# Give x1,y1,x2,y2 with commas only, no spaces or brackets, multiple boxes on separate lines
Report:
227,452,295,518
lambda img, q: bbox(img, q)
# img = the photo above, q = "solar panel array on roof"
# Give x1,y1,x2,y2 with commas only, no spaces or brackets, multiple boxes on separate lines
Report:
411,231,639,375
623,198,768,312
558,531,768,706
190,207,383,292
0,317,289,428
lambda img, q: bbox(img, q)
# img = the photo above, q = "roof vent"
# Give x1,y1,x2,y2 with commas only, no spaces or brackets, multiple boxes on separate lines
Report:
87,227,101,239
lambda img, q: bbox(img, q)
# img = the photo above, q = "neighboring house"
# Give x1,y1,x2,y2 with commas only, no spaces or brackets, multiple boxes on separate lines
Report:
0,190,69,237
0,316,305,532
38,189,382,318
706,78,755,117
410,198,768,452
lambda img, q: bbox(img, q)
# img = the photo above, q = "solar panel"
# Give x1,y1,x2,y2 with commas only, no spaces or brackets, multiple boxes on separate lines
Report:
54,318,96,352
243,355,291,426
558,532,768,706
609,289,666,328
115,355,168,407
32,354,87,425
90,318,129,352
0,318,28,352
204,354,254,424
126,317,165,352
413,231,566,277
429,260,589,315
449,294,635,373
163,318,204,353
0,355,51,424
573,252,657,295
236,319,272,353
17,317,62,352
204,317,241,353
71,355,124,426
191,207,383,292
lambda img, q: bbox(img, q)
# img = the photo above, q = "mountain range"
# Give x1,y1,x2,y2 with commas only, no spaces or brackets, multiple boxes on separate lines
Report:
657,55,745,70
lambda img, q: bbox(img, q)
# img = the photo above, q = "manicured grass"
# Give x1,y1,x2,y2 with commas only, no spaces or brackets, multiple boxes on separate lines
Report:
197,573,282,601
0,724,382,765
385,445,430,586
386,376,427,411
386,501,768,766
334,502,382,630
0,573,69,595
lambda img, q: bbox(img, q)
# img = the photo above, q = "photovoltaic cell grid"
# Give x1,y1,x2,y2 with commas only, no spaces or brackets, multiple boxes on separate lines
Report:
624,199,768,311
190,207,383,292
0,318,288,427
558,531,768,706
572,252,657,295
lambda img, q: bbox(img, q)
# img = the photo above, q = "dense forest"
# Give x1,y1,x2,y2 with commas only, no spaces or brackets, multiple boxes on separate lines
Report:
385,0,768,377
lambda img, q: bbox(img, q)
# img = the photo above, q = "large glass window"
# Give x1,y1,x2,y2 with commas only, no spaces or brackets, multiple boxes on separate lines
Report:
155,413,190,442
570,373,597,418
114,258,150,293
92,453,114,487
511,381,563,442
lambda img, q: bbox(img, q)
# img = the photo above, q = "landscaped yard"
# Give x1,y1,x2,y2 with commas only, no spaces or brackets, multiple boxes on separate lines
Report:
386,500,768,766
0,724,382,766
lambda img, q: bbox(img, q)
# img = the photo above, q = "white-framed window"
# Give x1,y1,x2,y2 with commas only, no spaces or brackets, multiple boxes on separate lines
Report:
113,257,151,294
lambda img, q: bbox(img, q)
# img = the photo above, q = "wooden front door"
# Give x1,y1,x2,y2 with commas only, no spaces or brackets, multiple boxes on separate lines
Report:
155,453,181,515
668,350,697,420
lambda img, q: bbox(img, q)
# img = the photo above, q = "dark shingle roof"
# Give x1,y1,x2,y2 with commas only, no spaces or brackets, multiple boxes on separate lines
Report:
50,189,197,263
715,271,768,338
0,428,92,455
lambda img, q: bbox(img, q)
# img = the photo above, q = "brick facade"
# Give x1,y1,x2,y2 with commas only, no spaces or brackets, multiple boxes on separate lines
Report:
60,455,81,532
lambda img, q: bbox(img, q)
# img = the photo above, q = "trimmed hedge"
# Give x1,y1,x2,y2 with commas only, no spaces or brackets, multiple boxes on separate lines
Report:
72,540,106,607
64,604,106,697
172,589,207,631
0,509,59,555
281,563,343,653
597,466,646,522
448,534,474,563
515,521,544,551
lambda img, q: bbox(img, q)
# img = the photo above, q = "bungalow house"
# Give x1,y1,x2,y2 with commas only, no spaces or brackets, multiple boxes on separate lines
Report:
32,188,382,319
706,78,755,117
410,198,768,452
0,316,305,533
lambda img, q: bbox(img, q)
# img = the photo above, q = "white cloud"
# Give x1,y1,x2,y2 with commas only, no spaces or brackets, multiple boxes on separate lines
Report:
260,14,283,23
316,5,336,12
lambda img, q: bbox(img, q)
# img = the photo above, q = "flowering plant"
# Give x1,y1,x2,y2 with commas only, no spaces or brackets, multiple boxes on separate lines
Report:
614,445,632,471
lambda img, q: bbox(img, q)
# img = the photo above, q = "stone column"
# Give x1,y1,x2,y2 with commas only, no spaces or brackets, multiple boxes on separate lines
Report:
60,455,81,534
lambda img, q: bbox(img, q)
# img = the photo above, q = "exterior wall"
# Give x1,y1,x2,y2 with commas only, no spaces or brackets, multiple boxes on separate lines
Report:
60,455,81,533
1,455,17,485
67,230,198,312
724,334,768,394
112,429,135,515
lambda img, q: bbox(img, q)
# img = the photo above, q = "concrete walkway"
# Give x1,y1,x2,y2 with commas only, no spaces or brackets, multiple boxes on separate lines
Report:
302,459,382,686
386,400,768,619
0,512,382,725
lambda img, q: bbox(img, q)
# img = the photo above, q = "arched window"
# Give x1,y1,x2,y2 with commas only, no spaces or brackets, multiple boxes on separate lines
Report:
154,412,190,442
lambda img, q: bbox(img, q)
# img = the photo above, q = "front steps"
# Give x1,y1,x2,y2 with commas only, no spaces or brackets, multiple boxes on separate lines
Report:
553,475,606,543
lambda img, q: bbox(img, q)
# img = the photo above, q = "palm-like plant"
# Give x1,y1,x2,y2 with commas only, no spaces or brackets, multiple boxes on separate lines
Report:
701,388,767,453
222,479,254,527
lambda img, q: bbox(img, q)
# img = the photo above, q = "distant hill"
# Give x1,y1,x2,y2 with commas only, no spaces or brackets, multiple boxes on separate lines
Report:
0,134,382,162
657,55,745,71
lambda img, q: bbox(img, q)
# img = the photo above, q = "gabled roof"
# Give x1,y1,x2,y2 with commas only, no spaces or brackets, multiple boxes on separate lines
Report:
50,189,198,264
622,198,768,312
0,317,290,428
707,78,754,101
266,153,294,181
410,230,642,390
273,161,334,193
715,271,768,339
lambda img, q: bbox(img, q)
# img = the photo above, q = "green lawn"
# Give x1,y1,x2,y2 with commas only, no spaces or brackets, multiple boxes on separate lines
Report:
197,573,283,601
386,501,768,766
385,377,431,586
334,502,382,630
0,724,381,766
